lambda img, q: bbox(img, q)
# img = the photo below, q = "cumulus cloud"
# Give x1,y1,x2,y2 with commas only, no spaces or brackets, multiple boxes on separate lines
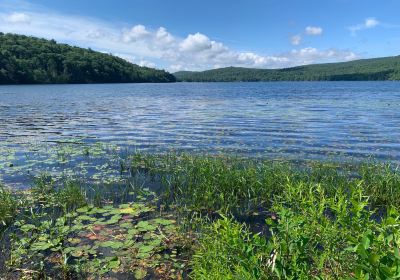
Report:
122,25,151,42
305,26,323,35
0,7,358,71
288,47,357,66
180,33,211,52
155,27,175,46
290,34,302,46
3,12,30,23
349,18,380,35
290,26,322,45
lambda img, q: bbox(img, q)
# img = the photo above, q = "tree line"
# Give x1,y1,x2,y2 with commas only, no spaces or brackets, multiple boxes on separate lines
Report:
0,33,176,84
174,56,400,82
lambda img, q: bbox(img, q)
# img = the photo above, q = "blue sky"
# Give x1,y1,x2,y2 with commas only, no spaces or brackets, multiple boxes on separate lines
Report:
0,0,399,71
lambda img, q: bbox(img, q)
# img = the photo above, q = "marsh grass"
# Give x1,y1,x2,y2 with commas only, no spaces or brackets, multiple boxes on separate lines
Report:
2,151,400,279
130,153,400,215
129,153,400,279
0,185,17,233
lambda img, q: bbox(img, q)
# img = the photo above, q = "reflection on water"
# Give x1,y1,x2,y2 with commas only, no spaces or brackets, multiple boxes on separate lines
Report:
2,82,400,158
1,82,400,187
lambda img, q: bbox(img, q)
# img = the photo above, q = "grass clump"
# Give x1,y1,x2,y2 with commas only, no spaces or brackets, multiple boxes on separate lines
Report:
131,154,400,214
0,184,17,231
358,163,400,207
191,216,271,280
130,153,400,279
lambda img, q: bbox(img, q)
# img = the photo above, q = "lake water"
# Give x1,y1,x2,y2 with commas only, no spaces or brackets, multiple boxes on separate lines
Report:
1,82,400,186
1,81,400,159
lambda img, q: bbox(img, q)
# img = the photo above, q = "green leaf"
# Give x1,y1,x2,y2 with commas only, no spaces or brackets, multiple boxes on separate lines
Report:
137,221,157,232
30,241,52,251
99,241,124,249
362,233,371,250
76,206,90,213
394,247,400,260
139,244,155,254
108,259,120,270
20,224,36,232
134,268,147,279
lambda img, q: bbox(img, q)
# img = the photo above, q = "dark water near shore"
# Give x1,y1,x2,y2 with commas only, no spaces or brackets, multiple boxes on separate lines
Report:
1,82,400,186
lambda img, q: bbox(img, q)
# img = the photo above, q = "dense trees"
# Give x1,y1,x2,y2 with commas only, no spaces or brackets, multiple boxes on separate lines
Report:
2,32,398,84
174,56,400,82
0,33,176,84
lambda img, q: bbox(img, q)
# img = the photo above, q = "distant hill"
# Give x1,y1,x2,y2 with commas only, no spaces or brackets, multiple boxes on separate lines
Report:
174,56,400,82
0,33,175,84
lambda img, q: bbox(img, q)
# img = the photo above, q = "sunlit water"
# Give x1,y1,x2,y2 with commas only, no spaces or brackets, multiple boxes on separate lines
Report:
1,82,400,187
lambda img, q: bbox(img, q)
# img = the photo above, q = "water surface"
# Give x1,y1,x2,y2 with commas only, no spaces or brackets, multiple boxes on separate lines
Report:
1,82,400,186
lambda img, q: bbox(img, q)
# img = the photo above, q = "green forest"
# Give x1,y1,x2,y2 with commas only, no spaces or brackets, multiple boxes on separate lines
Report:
0,33,176,84
2,32,400,84
174,56,400,82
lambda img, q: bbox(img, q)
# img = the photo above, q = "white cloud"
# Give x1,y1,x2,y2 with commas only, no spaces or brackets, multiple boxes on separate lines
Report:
138,60,156,68
0,7,359,71
365,18,379,28
3,12,30,23
180,33,211,52
305,26,323,35
290,26,322,46
169,64,185,72
155,27,175,46
349,18,380,35
290,34,302,45
122,25,150,42
288,47,357,66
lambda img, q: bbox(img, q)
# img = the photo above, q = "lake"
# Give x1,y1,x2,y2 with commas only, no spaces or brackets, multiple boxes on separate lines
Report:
1,82,400,186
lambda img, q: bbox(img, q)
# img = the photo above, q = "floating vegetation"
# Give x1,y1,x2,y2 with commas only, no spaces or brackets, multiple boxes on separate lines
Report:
1,178,190,279
0,141,127,188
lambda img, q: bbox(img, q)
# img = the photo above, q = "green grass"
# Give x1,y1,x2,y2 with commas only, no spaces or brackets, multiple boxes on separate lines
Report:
2,151,400,279
0,184,17,232
191,216,271,280
129,153,400,279
130,154,400,214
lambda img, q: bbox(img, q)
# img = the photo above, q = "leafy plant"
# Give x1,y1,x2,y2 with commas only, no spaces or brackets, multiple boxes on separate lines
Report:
191,216,271,280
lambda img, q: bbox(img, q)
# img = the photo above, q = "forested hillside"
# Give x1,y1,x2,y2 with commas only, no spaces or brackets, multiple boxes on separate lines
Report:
174,56,400,82
0,33,176,84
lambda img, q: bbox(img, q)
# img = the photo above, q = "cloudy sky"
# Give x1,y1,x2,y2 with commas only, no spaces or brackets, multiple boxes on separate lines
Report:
0,0,399,72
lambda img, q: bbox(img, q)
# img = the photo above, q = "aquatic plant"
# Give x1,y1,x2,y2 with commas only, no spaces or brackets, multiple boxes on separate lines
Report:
5,178,189,279
191,216,271,280
0,185,17,232
2,148,400,279
191,181,400,279
130,153,400,214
